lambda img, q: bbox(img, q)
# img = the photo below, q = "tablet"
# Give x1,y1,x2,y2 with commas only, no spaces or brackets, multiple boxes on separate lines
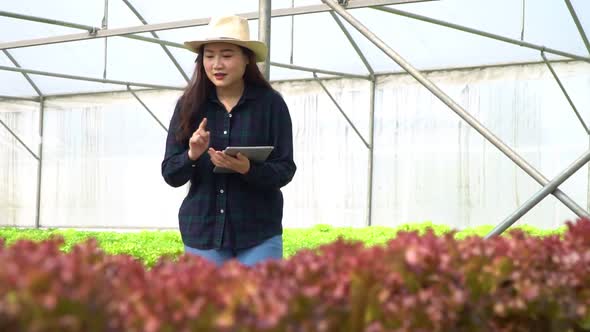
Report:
213,146,274,173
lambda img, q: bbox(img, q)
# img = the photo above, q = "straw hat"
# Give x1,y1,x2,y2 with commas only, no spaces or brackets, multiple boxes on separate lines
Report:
184,15,268,62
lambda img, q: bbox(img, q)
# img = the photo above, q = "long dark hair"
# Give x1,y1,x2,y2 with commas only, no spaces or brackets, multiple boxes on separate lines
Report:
176,45,272,142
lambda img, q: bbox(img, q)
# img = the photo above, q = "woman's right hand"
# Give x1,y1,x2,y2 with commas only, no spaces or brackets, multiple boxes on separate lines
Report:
188,118,210,160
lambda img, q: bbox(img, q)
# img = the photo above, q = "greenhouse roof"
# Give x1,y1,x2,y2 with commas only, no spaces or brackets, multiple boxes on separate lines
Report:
0,0,589,98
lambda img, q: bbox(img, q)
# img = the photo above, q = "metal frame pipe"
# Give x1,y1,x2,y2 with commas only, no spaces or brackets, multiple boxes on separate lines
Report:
563,0,590,56
0,11,99,31
121,0,190,83
259,0,272,80
330,8,378,226
272,61,370,80
560,0,590,224
37,88,180,100
34,98,45,228
2,50,43,96
323,0,590,219
102,0,109,79
290,0,295,64
2,59,580,101
519,0,526,41
0,11,185,50
0,12,207,50
127,86,168,132
2,48,45,229
0,95,38,102
373,6,590,63
486,149,590,238
329,11,374,77
0,0,430,51
541,51,590,135
118,35,185,49
2,53,366,90
266,59,578,85
0,117,39,160
0,64,182,90
367,79,376,226
314,73,371,149
1,58,578,101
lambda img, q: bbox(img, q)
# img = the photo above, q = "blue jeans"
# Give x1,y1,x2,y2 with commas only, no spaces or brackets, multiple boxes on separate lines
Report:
184,235,283,267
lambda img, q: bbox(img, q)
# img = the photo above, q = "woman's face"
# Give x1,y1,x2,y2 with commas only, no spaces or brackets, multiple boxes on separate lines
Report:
203,43,249,90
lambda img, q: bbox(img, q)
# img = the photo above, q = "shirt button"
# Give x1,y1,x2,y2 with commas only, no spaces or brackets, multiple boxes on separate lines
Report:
220,209,225,214
191,164,196,168
223,130,228,135
228,114,232,118
220,189,224,194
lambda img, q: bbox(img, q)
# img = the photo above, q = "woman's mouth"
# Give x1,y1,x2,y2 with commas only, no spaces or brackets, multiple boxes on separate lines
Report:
214,73,227,80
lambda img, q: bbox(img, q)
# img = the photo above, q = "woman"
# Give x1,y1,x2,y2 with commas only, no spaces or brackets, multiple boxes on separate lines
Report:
161,15,296,267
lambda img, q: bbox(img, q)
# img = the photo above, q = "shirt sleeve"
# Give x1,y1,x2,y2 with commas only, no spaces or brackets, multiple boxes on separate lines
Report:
161,100,200,188
241,91,297,190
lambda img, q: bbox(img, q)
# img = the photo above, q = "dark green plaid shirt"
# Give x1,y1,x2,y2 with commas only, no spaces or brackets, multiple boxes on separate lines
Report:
161,84,296,251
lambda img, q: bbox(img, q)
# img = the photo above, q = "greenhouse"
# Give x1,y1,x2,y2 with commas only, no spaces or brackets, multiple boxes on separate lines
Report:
2,1,590,330
1,0,589,234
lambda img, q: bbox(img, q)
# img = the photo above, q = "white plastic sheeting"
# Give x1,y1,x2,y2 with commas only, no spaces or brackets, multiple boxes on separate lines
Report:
0,101,39,225
1,61,589,229
372,61,590,229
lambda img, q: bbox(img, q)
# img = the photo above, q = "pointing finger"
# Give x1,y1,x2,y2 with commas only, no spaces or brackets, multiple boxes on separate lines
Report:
198,118,207,131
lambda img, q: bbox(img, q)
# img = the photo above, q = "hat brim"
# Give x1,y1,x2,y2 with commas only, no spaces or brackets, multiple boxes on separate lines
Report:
184,39,267,62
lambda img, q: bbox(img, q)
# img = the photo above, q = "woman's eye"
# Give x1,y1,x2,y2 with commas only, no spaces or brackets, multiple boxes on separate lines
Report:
223,55,232,58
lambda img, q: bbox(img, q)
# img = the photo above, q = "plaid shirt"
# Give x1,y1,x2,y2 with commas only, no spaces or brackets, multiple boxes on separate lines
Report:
161,84,296,251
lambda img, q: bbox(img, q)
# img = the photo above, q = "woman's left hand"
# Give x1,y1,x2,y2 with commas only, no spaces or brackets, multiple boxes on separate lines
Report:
208,148,250,174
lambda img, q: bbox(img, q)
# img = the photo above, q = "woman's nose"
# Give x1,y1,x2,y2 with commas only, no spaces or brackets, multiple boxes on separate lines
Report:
213,57,223,68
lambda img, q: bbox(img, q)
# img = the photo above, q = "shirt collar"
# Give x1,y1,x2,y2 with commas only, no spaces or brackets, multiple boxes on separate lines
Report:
208,82,259,104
